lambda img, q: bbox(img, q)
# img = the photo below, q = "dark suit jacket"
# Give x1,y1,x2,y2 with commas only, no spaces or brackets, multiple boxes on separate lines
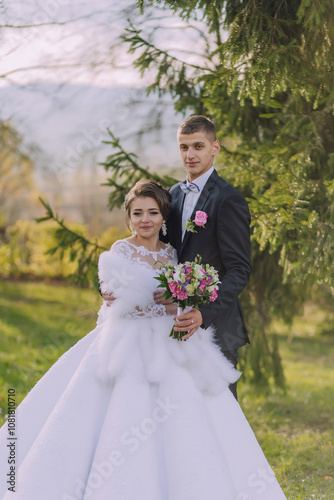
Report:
164,170,251,352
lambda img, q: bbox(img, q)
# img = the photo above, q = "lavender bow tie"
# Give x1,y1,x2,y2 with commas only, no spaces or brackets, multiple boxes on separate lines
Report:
179,182,200,194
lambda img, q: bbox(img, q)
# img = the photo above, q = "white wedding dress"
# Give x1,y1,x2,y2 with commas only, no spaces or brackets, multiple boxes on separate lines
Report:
0,240,287,500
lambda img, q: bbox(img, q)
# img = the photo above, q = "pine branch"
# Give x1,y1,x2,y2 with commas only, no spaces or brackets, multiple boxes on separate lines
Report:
123,22,213,73
36,198,107,286
121,21,214,101
212,3,223,47
101,130,179,210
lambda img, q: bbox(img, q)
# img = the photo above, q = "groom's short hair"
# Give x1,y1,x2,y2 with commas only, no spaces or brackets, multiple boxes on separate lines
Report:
177,115,216,142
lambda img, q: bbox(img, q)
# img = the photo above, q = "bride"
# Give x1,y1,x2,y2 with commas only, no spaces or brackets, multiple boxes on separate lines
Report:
0,179,287,500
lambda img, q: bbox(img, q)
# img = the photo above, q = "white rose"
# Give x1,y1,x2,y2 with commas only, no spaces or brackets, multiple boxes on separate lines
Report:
186,284,195,294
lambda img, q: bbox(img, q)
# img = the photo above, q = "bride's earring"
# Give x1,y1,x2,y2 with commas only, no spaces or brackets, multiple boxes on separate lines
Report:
130,223,136,235
161,222,167,236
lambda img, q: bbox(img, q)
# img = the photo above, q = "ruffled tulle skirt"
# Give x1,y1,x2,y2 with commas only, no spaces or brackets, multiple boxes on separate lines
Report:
0,312,286,499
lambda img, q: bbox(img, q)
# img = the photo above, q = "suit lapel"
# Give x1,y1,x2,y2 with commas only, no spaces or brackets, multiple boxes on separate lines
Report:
173,183,186,250
179,171,218,256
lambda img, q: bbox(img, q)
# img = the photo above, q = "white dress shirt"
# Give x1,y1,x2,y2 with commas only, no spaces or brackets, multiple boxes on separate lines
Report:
181,166,214,240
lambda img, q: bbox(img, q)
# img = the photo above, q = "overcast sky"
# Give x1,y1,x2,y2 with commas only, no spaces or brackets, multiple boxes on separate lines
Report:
0,1,215,187
0,0,211,88
0,0,144,87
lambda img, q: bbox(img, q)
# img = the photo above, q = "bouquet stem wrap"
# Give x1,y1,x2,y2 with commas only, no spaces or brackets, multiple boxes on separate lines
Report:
172,305,193,341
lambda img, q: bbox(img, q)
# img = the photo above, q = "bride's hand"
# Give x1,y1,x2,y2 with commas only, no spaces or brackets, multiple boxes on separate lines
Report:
153,290,174,306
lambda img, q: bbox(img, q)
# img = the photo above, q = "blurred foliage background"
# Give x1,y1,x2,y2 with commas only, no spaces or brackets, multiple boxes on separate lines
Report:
1,0,333,390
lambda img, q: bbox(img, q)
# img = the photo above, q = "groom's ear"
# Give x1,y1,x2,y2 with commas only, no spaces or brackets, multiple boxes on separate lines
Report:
212,140,221,156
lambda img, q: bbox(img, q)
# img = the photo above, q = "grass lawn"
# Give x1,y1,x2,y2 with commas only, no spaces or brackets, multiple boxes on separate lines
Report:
239,305,334,499
0,281,333,499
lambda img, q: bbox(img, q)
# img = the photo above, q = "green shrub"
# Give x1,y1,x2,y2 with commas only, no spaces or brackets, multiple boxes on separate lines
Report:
0,220,128,280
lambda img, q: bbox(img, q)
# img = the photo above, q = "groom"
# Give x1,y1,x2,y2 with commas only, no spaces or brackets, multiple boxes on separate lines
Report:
155,116,251,397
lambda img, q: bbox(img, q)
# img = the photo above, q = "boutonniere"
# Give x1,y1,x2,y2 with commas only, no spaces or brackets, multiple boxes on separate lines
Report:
184,211,208,233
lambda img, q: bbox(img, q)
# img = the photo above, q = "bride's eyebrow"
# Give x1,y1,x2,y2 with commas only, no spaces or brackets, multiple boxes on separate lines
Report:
132,208,160,211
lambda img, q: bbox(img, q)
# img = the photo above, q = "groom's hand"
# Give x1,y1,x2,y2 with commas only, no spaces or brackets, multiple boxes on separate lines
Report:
173,309,203,340
101,291,115,307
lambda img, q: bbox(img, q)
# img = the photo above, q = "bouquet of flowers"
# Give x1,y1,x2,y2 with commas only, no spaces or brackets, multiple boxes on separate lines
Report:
155,255,220,340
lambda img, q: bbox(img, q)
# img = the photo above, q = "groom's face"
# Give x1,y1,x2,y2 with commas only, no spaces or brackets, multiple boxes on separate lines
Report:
177,131,220,181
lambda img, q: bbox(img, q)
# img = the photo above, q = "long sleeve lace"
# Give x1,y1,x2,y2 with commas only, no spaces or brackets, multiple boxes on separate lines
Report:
98,239,177,319
123,303,167,319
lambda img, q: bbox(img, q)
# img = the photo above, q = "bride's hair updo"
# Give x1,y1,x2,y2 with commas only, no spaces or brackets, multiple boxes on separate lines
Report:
124,179,172,222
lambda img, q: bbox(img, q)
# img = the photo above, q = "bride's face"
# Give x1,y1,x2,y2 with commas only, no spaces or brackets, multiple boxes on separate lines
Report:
129,196,164,239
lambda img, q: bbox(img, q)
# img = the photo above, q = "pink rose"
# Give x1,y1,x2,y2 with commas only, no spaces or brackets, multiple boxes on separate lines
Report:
168,282,178,295
209,289,218,302
193,211,208,227
176,290,188,300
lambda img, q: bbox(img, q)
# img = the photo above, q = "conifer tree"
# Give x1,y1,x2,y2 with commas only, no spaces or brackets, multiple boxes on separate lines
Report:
39,0,334,387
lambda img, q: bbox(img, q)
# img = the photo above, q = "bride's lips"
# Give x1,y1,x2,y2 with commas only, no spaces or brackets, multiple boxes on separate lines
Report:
140,226,153,230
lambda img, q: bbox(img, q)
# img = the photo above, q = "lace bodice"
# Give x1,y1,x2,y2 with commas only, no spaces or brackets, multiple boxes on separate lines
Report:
102,239,177,319
110,239,177,272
